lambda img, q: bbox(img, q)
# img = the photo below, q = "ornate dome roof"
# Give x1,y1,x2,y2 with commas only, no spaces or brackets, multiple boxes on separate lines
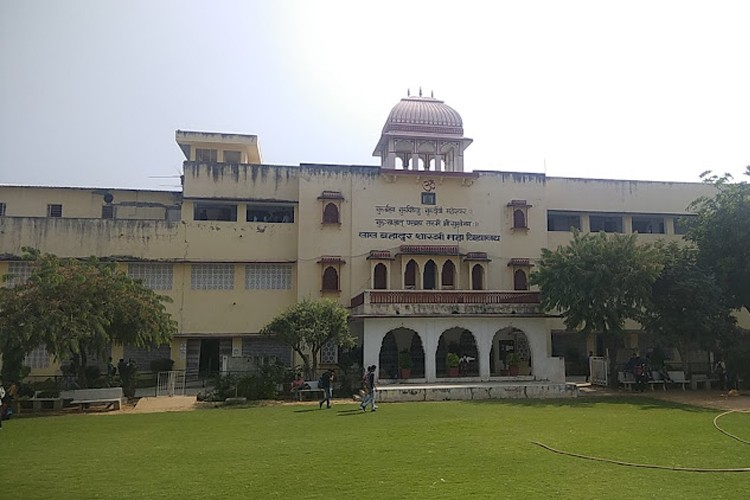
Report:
382,96,464,136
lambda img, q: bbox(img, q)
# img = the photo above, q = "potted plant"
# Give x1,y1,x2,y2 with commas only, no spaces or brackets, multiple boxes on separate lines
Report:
398,350,413,380
446,352,460,377
506,353,521,376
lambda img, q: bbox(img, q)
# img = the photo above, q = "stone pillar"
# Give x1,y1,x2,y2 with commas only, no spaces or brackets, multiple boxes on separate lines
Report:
411,153,420,171
422,326,439,382
476,330,493,380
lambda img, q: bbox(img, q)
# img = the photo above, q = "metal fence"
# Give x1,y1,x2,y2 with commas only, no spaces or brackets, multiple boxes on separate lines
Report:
156,371,186,397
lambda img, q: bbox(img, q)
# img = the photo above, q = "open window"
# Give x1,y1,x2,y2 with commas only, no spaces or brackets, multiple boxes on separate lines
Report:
246,204,294,223
194,202,238,221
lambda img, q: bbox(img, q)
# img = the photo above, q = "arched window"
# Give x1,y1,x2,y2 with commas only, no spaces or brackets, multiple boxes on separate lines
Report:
404,260,417,289
423,260,437,290
322,203,339,224
373,263,387,290
513,269,528,291
322,266,339,291
441,260,455,289
472,264,484,290
513,209,526,229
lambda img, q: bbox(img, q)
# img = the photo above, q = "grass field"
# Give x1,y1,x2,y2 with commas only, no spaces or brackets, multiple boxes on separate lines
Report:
1,397,748,499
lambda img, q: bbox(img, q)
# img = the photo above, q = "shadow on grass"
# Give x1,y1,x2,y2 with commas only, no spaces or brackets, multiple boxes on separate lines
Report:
337,409,367,417
459,395,714,413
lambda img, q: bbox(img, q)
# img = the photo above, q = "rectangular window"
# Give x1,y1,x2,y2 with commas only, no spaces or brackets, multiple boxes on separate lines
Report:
673,215,695,235
128,263,174,290
102,205,115,219
547,211,581,231
632,216,665,234
24,346,50,369
223,150,241,163
0,202,6,216
195,148,218,162
245,264,292,290
191,264,235,290
7,261,32,287
246,204,294,223
194,203,238,221
421,192,436,205
589,214,623,233
47,204,63,217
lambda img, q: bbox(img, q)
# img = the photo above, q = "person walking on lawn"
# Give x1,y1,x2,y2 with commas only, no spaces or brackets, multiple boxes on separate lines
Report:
318,369,334,409
360,365,378,412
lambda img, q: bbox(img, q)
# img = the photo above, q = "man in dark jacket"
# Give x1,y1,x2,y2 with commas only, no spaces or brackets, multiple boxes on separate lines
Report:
318,369,334,409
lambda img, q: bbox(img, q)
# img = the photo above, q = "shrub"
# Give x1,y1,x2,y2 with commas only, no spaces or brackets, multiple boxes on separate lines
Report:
150,358,175,373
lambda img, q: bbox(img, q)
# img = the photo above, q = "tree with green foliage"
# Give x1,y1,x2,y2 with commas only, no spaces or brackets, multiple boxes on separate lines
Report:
640,242,737,366
530,231,662,387
0,249,177,386
687,167,750,314
260,299,354,379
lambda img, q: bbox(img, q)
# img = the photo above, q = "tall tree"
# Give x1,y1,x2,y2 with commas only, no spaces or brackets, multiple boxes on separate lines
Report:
530,231,661,387
687,167,750,314
0,249,177,386
260,299,354,379
640,242,737,365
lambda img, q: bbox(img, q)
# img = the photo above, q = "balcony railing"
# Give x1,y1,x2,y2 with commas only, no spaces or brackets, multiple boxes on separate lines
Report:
350,290,540,309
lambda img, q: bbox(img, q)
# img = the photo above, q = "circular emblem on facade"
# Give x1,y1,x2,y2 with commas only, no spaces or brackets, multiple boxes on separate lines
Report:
422,179,436,192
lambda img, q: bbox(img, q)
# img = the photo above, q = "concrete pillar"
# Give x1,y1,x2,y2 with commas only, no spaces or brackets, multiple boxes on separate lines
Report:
411,153,420,171
363,322,386,374
386,152,396,169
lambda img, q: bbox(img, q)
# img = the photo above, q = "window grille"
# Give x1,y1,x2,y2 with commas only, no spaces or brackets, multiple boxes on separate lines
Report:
24,346,50,369
320,340,338,364
128,263,174,290
245,264,292,290
0,202,6,216
47,204,63,217
7,261,32,287
191,264,235,290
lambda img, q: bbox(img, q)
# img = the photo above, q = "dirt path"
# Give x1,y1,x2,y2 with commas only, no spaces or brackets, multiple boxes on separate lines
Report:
581,385,750,412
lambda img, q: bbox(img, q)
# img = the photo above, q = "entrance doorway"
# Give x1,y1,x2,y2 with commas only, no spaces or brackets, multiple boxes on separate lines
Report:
199,339,220,377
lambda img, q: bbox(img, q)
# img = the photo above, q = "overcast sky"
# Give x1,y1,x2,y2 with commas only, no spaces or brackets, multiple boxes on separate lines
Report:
1,1,749,191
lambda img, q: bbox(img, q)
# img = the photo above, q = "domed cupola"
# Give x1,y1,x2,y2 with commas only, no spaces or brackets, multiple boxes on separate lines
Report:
373,90,472,172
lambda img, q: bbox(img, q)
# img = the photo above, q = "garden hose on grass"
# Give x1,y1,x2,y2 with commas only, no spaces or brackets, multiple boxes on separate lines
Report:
533,410,750,473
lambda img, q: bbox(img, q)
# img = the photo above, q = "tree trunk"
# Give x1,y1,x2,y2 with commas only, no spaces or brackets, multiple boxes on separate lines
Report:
605,332,622,389
77,348,89,389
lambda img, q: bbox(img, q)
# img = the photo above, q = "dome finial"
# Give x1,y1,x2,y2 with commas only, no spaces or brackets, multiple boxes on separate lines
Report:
407,88,410,97
419,86,422,97
431,90,434,98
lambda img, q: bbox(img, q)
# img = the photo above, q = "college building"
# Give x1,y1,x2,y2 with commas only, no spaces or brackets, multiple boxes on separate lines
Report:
1,94,744,384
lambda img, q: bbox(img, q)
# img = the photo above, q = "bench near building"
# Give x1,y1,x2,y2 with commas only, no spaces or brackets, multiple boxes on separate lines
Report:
1,93,747,398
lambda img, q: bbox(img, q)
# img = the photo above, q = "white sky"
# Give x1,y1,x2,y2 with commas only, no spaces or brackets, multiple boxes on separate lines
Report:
1,0,749,190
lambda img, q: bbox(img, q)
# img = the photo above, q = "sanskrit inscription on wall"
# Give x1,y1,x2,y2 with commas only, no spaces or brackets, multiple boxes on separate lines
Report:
358,204,501,242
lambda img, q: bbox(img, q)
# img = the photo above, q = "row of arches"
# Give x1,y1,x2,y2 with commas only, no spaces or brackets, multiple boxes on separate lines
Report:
377,327,532,379
372,260,486,290
371,261,530,291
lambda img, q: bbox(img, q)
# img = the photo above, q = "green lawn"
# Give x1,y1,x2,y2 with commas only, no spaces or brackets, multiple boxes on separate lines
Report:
1,398,748,499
